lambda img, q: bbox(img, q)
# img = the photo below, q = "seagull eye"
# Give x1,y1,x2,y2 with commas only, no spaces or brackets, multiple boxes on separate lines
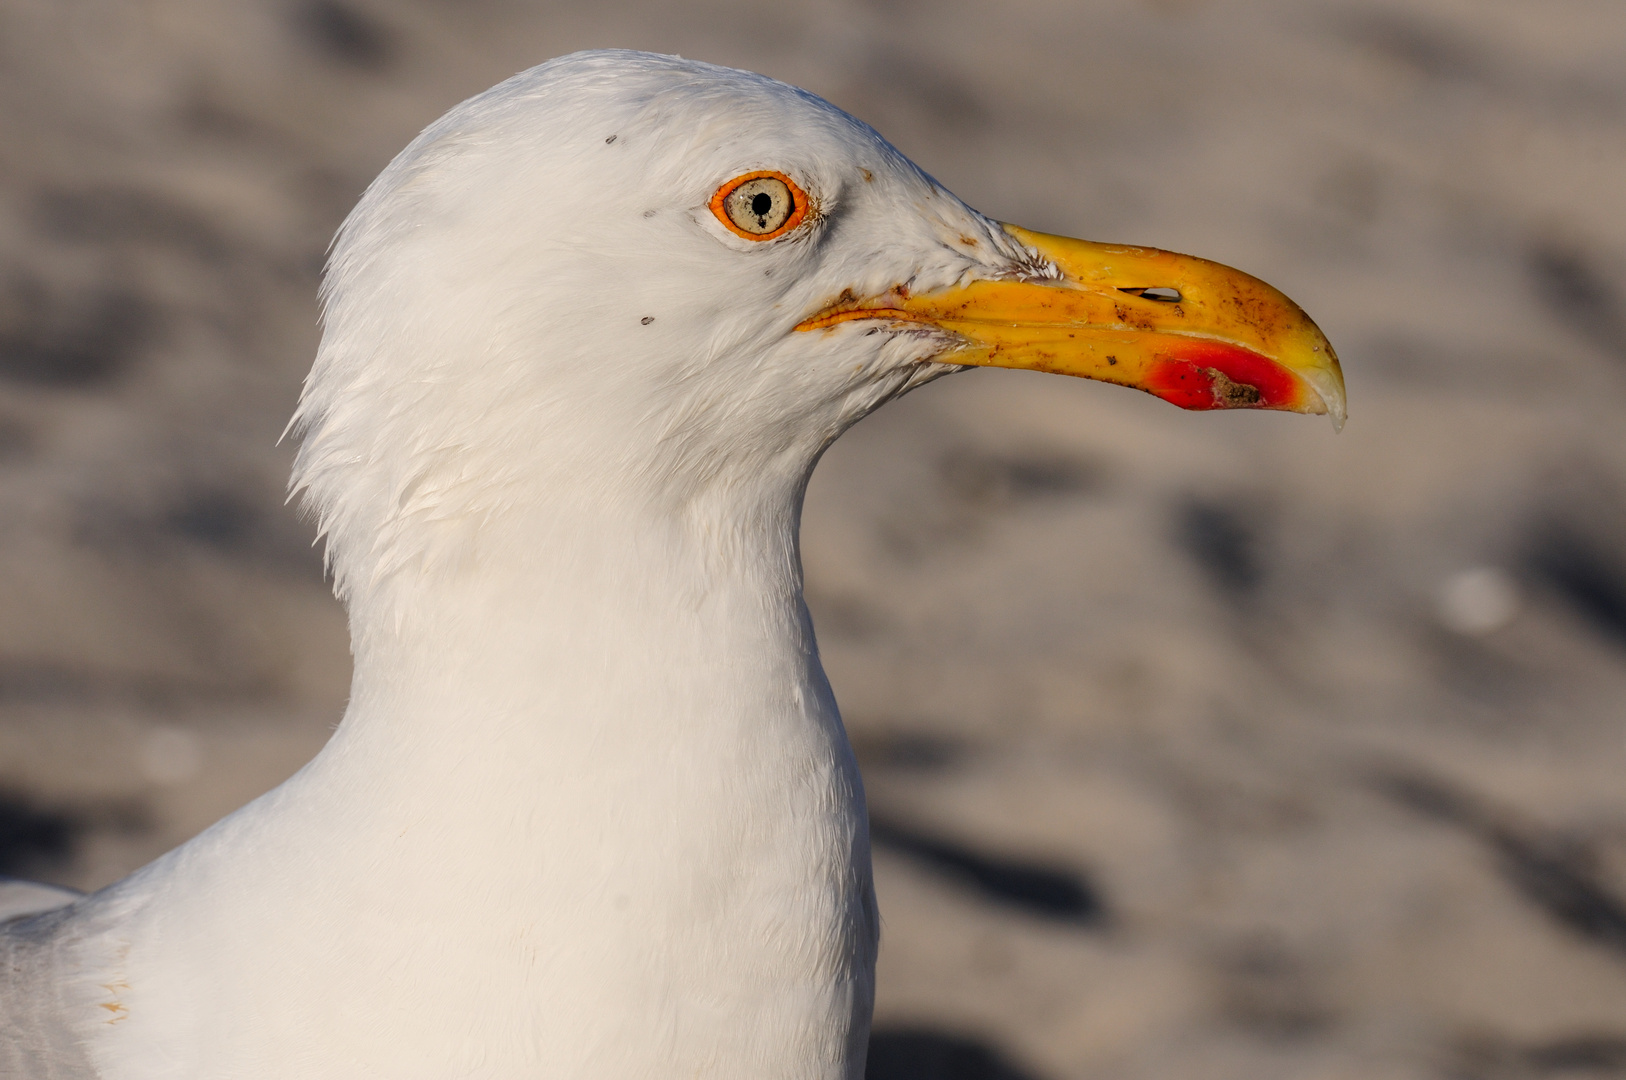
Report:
711,171,809,240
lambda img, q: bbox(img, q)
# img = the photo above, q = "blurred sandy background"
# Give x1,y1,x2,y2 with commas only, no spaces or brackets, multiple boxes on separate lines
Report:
2,1,1625,1077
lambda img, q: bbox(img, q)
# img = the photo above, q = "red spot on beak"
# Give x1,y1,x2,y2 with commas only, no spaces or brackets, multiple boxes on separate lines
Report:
1144,341,1303,411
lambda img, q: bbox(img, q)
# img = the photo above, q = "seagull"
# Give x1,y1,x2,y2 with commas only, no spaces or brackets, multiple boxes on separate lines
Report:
0,49,1343,1080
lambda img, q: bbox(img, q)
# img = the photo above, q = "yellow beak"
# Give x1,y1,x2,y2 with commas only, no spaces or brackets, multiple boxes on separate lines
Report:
798,224,1346,429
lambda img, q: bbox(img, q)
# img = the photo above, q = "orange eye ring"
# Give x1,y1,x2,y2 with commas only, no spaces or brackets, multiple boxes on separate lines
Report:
709,170,811,241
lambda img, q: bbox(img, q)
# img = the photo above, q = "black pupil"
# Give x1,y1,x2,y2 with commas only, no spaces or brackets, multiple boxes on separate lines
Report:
751,192,774,218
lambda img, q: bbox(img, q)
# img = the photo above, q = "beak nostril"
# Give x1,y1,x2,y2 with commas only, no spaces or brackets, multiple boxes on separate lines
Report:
1120,286,1182,303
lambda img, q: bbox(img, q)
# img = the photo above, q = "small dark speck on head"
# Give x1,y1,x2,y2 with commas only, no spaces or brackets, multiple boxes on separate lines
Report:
605,134,617,144
861,168,874,183
1107,355,1118,365
642,209,656,218
640,316,654,325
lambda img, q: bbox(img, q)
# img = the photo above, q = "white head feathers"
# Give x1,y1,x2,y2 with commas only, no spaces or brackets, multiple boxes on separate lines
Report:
287,50,1036,613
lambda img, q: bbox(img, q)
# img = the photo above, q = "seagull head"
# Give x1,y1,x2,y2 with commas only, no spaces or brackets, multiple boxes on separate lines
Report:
290,50,1343,604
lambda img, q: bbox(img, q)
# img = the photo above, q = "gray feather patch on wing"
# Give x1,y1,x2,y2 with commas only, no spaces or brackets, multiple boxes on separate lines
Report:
1,893,102,1079
0,880,81,923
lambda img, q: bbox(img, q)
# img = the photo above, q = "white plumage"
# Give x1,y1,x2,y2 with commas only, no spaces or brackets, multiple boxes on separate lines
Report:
0,47,1343,1080
0,50,1040,1080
